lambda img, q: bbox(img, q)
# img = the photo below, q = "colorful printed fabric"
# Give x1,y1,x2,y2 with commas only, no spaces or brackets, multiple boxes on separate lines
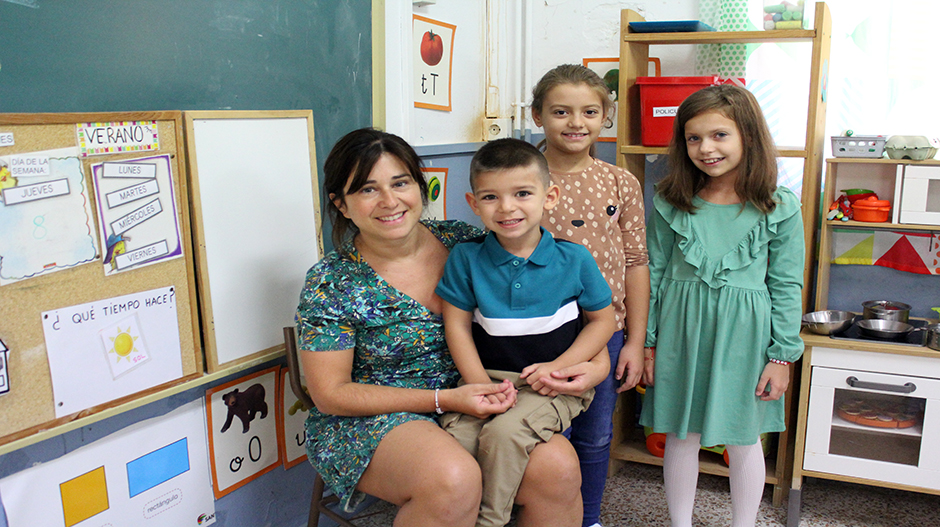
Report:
832,229,940,275
295,219,480,511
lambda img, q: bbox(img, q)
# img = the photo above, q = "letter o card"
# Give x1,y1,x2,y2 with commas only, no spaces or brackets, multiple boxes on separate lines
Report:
205,367,281,499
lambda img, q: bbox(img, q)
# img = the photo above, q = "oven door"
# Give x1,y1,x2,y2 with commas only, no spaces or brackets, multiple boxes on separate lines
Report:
804,366,940,490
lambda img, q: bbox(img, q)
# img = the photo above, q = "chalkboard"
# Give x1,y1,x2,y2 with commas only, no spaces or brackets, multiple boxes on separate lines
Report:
185,111,322,372
0,0,372,254
0,112,202,445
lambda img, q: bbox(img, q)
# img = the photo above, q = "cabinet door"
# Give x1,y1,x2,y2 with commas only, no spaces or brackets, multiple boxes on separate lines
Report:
899,165,940,225
804,366,940,490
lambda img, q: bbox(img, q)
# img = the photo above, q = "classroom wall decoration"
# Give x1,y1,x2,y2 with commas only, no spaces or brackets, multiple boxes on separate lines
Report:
421,166,449,220
0,398,215,527
414,15,456,112
0,146,98,285
91,154,184,276
277,366,309,469
0,112,202,445
582,57,620,143
41,286,183,418
0,338,9,396
205,366,281,499
184,111,322,372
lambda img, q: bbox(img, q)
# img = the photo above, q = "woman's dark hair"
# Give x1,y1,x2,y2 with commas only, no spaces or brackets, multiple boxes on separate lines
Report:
323,128,428,247
659,84,779,213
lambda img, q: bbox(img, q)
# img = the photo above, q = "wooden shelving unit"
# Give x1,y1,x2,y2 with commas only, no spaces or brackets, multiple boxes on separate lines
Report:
610,3,832,507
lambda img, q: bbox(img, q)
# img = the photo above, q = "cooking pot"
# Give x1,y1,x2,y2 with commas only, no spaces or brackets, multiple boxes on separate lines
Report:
857,319,915,339
926,323,940,351
862,300,911,323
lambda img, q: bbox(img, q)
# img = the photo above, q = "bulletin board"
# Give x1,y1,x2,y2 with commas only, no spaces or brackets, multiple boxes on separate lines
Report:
0,112,202,445
184,111,322,372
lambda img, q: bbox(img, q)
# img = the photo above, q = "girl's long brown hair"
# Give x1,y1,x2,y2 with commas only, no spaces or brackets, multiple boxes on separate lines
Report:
659,84,779,213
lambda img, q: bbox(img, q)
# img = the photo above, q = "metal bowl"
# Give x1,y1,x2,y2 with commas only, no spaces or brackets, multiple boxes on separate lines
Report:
802,310,855,335
856,319,914,339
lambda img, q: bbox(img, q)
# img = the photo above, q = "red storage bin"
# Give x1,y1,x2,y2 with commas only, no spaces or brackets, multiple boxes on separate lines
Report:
637,76,719,146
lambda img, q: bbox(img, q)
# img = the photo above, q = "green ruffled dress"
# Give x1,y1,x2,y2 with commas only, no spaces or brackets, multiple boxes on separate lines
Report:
640,187,805,446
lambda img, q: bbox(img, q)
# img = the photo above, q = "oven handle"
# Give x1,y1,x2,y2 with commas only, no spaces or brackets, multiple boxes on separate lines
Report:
846,376,916,394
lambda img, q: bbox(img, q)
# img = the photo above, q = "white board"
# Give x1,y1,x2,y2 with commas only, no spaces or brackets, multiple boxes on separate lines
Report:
185,111,322,371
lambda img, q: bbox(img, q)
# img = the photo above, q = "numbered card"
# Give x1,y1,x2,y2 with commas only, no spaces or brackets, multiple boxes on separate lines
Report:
205,366,281,498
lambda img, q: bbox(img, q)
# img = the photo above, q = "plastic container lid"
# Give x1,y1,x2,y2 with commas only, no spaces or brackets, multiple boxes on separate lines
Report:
636,76,718,85
852,199,891,210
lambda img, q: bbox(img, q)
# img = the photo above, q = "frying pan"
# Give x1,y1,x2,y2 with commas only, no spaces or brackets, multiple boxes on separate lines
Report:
856,319,915,339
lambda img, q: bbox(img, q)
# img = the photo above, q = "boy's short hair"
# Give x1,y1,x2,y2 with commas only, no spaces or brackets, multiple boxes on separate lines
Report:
469,138,551,191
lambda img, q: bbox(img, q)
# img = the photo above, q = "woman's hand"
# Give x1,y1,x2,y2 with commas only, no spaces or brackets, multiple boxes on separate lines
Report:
756,362,789,401
443,380,517,419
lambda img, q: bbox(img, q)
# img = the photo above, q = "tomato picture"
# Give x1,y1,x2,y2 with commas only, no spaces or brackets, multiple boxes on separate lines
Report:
420,30,444,66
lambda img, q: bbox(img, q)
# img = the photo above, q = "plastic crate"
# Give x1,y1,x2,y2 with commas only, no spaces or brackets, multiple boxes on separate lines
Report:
637,76,718,146
831,136,886,158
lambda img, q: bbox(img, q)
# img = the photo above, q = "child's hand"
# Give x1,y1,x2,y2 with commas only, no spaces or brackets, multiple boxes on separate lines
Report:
642,347,655,386
756,361,789,401
616,341,645,392
520,362,558,396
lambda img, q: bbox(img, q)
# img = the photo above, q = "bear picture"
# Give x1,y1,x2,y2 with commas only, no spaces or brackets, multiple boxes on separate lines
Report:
219,383,268,434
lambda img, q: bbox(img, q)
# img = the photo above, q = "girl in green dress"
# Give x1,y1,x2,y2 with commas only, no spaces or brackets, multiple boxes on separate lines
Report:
641,85,805,527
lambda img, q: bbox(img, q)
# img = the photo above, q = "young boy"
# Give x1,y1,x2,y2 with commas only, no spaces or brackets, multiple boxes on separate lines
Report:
436,138,616,527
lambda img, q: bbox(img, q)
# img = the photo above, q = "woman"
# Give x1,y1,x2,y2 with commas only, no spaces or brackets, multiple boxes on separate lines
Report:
297,128,609,527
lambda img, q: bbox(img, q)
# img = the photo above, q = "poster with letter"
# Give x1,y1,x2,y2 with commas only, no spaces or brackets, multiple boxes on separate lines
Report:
414,15,456,112
205,367,281,498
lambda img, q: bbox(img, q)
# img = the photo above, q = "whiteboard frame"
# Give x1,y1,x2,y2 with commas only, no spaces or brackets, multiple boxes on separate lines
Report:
184,110,322,372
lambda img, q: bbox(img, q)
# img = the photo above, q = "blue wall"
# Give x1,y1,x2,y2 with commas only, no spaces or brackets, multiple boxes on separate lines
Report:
0,1,371,526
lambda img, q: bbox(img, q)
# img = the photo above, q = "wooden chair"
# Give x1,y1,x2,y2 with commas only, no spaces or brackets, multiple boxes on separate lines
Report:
283,326,359,527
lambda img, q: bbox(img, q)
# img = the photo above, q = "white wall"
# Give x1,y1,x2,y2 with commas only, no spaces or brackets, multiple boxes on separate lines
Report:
384,0,700,146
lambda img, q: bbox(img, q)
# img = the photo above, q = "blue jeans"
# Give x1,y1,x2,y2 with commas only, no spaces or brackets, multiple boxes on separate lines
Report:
565,330,622,527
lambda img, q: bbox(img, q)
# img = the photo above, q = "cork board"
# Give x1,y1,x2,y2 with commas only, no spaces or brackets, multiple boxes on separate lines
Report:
184,110,322,372
0,112,202,445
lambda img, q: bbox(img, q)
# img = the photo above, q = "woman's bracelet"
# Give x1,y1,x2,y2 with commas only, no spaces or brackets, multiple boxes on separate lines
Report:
768,358,791,366
644,346,655,361
434,388,444,414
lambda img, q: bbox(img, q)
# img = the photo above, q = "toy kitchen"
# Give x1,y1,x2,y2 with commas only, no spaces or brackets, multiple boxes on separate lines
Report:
791,133,940,517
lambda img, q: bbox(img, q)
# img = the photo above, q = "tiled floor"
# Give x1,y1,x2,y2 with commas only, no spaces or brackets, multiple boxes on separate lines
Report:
343,461,940,526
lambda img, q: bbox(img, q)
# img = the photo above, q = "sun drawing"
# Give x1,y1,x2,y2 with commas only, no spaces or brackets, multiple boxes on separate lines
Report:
108,327,139,361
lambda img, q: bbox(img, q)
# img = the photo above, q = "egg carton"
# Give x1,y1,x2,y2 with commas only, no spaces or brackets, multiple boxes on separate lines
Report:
885,136,939,161
831,136,886,158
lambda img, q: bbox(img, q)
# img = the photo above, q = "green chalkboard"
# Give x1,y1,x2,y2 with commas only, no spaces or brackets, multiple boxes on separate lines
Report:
0,0,371,251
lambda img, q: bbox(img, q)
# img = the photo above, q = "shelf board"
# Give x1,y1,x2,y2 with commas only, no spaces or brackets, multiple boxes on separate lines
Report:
831,414,923,437
801,330,940,358
829,157,940,166
796,468,940,496
610,437,779,484
0,349,285,456
826,220,939,232
620,145,807,158
624,29,815,45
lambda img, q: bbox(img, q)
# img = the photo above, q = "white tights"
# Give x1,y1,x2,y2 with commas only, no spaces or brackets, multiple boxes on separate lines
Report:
663,433,765,527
